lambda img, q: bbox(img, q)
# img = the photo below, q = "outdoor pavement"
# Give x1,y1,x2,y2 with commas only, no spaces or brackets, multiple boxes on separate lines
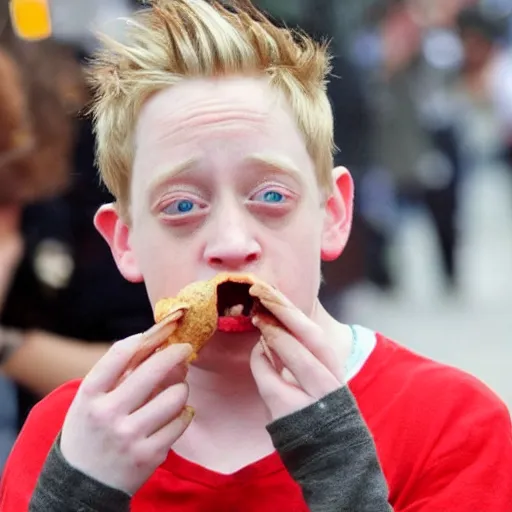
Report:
340,162,512,409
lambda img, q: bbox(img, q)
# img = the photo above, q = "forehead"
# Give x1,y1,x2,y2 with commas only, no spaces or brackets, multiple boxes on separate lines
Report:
132,77,314,184
137,76,290,135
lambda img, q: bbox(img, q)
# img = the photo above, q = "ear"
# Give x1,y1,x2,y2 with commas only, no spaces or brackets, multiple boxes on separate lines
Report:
93,204,143,283
321,166,354,262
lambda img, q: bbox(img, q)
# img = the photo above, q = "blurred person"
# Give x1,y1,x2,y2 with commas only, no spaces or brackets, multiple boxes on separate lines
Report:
276,0,374,312
0,4,153,468
349,1,402,291
0,2,510,511
456,5,512,168
0,35,79,471
367,0,467,291
0,115,155,430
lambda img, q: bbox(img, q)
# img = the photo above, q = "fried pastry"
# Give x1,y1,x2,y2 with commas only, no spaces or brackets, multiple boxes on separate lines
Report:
124,273,272,373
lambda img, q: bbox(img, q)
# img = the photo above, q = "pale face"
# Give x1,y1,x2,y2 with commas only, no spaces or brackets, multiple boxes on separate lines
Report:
96,77,351,348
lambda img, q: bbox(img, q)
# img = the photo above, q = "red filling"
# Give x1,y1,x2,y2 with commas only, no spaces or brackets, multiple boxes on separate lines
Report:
216,281,258,333
217,315,256,332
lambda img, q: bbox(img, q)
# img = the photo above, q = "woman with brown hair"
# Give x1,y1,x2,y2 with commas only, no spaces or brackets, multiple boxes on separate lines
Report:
0,2,154,472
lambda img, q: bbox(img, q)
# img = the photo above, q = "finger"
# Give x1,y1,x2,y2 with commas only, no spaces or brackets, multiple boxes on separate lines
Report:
251,283,342,379
259,336,279,372
254,316,340,398
128,382,189,436
108,343,193,414
143,362,189,405
83,312,185,394
142,406,194,456
121,309,186,378
250,343,310,420
250,282,314,339
259,339,299,386
255,310,343,384
281,367,300,387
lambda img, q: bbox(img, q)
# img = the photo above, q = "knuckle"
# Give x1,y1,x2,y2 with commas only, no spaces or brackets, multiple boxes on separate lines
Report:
79,380,97,399
87,401,114,427
146,364,169,385
131,445,163,470
174,364,189,382
255,379,275,400
114,420,141,447
317,345,336,366
289,352,308,373
262,326,281,346
109,342,133,360
158,382,188,410
161,344,189,365
172,382,189,402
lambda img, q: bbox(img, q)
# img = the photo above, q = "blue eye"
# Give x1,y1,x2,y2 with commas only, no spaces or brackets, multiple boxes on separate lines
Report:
263,191,284,203
163,199,201,215
253,189,286,203
177,200,194,213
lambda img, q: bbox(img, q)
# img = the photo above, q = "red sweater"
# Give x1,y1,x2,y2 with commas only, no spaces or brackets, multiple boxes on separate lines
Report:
1,334,511,511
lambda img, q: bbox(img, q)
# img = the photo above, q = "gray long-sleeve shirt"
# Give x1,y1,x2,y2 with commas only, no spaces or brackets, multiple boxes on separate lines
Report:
29,386,392,511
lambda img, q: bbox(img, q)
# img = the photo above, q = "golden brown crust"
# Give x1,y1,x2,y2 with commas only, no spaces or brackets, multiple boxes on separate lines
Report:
154,272,266,358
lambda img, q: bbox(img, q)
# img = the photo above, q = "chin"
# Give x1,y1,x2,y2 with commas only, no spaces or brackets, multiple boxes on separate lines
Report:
190,330,260,369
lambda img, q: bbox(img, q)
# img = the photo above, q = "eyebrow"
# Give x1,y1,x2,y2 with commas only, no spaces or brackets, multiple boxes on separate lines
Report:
244,153,302,179
147,156,200,204
147,152,303,205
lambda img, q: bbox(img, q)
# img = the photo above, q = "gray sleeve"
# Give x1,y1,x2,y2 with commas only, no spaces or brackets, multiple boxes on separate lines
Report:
267,386,392,512
29,433,131,512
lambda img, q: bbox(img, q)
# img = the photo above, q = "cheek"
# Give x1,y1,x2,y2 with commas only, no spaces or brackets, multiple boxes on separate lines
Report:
130,222,201,307
270,215,323,316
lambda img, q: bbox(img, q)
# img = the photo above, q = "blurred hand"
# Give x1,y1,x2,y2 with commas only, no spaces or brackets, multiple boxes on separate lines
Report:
0,206,23,310
249,283,345,422
60,319,194,495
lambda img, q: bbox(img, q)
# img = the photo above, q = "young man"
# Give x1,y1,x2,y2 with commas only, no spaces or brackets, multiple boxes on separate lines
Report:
1,1,511,510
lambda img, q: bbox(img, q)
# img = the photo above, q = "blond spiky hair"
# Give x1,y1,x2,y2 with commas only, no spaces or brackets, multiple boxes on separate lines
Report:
87,0,334,215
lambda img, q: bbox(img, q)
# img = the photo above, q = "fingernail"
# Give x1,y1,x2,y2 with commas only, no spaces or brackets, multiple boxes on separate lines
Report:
260,337,276,368
253,314,281,331
250,282,284,304
180,405,195,423
159,308,186,328
179,343,194,358
145,317,178,341
177,361,190,377
165,342,193,361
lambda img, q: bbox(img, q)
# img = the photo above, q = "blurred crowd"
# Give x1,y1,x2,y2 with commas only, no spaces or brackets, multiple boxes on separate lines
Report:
0,0,511,473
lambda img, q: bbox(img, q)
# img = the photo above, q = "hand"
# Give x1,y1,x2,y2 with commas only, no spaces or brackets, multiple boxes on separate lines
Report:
0,327,24,367
0,206,23,310
249,283,345,422
60,319,194,496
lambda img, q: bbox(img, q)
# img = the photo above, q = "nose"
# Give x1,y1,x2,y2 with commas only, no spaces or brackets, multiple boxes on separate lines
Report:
203,211,261,271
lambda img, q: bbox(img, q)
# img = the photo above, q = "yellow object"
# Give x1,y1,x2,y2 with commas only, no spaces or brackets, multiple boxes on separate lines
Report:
9,0,52,41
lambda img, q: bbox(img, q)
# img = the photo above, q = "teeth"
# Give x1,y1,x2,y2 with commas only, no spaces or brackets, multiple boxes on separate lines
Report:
224,304,244,317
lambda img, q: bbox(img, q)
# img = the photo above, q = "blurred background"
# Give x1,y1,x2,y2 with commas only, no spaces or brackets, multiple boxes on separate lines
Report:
0,0,511,473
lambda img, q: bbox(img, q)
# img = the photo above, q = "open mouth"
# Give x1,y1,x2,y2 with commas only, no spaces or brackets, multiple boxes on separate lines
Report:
216,281,259,333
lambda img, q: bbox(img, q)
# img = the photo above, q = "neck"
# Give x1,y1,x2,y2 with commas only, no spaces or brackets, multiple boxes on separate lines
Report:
186,334,266,423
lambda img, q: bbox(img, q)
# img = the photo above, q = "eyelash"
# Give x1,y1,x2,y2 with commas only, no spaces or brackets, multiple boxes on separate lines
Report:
249,188,287,204
157,185,294,222
159,195,208,218
248,184,294,205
